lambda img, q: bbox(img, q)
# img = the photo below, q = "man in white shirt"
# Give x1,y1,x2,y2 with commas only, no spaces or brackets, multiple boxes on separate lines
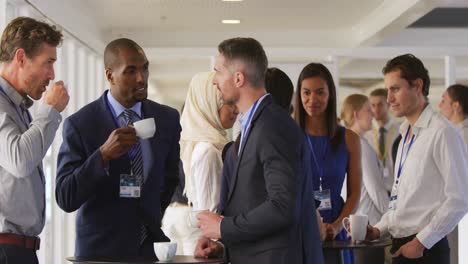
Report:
364,88,400,194
365,54,468,264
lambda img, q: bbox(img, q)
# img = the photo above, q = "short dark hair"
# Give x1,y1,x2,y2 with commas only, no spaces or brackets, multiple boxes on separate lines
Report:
104,38,144,69
265,67,293,111
218,37,268,88
369,88,388,98
382,54,430,96
0,17,63,62
447,84,468,115
294,62,341,150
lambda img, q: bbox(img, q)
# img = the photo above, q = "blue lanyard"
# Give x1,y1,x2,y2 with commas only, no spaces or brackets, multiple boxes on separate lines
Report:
104,94,143,160
0,85,31,128
305,132,327,190
239,99,260,154
396,126,416,183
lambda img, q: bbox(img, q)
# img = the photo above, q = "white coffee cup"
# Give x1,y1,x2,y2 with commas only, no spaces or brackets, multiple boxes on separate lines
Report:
342,214,368,241
133,118,156,139
187,210,203,228
154,242,177,261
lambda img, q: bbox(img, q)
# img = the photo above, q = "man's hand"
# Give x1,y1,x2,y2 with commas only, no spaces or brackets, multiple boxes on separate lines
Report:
393,238,425,259
100,127,138,162
365,225,380,241
324,222,342,241
194,237,224,259
198,211,223,240
44,81,69,112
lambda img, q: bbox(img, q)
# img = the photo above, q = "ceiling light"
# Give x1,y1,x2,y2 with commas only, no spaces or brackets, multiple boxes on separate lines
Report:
222,0,243,2
222,19,241,24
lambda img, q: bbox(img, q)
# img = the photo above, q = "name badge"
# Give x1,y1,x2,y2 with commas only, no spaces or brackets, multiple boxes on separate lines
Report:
314,189,332,211
120,174,141,198
389,195,397,210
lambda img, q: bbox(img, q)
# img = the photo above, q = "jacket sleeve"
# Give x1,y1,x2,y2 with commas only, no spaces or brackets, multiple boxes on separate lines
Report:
160,110,181,215
55,117,110,212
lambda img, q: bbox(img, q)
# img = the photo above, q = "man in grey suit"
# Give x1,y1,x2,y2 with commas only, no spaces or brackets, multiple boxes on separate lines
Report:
0,17,69,263
195,37,323,264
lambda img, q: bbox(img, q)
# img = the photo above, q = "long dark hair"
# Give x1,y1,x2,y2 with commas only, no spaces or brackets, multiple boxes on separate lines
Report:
294,62,341,150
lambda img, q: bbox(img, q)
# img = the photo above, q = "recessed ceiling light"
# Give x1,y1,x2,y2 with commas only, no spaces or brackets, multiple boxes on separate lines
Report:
222,0,243,2
222,19,241,24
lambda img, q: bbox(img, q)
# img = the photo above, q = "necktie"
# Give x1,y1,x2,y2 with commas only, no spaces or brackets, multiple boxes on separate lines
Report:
379,127,386,161
122,109,149,245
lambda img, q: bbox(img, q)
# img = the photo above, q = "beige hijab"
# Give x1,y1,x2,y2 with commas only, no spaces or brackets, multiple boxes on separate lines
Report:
180,71,228,202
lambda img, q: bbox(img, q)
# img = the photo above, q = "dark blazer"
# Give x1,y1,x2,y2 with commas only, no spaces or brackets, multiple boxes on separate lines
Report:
220,95,323,264
56,91,181,257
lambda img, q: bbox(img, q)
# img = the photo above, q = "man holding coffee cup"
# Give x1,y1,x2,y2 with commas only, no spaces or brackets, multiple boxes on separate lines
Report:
0,17,69,263
56,38,181,257
364,54,468,264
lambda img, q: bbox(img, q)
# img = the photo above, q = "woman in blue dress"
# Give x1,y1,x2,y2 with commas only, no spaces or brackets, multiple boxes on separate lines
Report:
294,63,362,264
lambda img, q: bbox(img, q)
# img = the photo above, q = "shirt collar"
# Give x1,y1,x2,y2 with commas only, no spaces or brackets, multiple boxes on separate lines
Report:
399,103,433,135
373,118,394,131
107,89,142,118
239,93,269,128
0,76,34,109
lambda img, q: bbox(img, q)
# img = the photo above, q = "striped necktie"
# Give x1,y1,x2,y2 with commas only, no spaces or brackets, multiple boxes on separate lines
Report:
122,109,149,245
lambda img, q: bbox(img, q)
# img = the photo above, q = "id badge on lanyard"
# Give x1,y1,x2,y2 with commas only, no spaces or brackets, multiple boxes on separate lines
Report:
389,126,415,210
306,132,332,211
120,173,141,198
314,188,332,210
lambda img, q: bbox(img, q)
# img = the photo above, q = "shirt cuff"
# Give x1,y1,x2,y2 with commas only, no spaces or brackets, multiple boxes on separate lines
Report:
374,221,389,238
416,227,439,249
37,102,62,124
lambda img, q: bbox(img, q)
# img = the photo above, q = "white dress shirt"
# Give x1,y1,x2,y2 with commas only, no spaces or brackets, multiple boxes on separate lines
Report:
190,142,223,212
356,137,390,225
364,119,400,192
375,104,468,249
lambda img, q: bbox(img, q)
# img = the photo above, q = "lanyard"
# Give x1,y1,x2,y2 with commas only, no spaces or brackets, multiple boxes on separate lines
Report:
305,132,328,190
372,123,396,163
104,94,143,161
396,126,416,183
239,98,260,154
0,85,32,128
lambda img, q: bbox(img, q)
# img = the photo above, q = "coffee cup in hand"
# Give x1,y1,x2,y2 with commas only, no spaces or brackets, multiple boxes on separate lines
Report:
133,118,156,139
342,214,368,242
44,81,69,112
187,210,204,228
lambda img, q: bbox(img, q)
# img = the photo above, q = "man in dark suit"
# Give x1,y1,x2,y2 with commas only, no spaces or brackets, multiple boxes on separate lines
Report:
195,37,323,264
56,38,180,257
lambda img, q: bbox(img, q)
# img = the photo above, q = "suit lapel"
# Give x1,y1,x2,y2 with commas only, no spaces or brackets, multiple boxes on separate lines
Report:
99,91,120,136
99,90,132,177
226,95,272,204
141,100,158,185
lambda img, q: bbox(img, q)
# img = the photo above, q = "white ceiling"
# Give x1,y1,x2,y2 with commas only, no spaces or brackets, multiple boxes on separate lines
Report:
23,0,468,108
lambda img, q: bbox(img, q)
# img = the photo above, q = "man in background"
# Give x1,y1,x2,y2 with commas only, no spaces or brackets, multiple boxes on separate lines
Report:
364,88,400,194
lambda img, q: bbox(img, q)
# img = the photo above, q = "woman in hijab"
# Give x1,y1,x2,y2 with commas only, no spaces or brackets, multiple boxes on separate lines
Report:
162,71,238,255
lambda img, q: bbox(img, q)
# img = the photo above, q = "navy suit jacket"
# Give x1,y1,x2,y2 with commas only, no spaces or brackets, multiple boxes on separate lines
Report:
219,95,324,264
56,91,181,257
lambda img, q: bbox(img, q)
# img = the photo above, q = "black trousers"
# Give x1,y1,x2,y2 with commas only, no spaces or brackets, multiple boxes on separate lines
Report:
391,235,450,264
0,244,38,264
